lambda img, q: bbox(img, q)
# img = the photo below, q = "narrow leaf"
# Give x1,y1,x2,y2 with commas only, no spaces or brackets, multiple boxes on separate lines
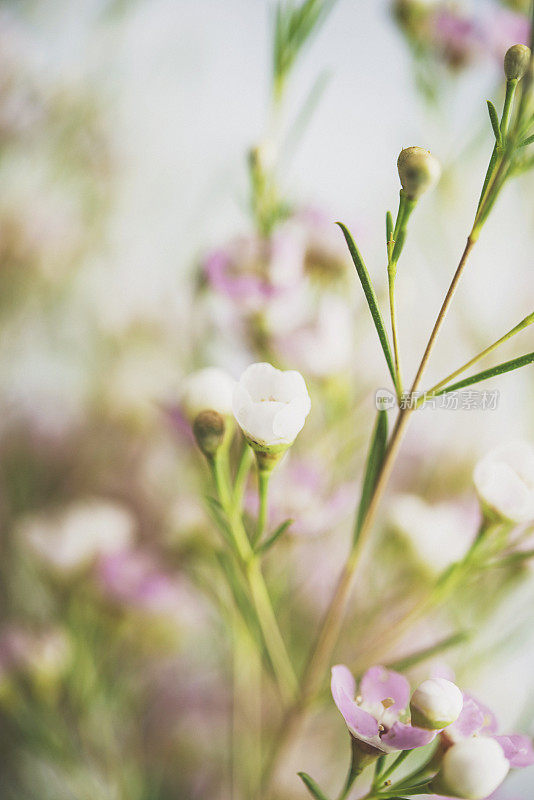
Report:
355,410,389,543
487,100,502,144
257,519,293,554
297,772,331,800
205,496,233,545
386,210,394,259
337,222,397,386
434,351,534,396
519,132,534,147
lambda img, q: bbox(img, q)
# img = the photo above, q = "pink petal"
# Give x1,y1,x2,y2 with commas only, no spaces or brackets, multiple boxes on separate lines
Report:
380,721,436,751
465,693,499,735
331,664,356,700
335,688,380,739
331,667,378,739
448,694,486,738
360,665,410,713
493,734,534,768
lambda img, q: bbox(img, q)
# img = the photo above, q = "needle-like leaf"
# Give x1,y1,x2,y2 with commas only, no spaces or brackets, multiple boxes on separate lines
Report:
297,772,331,800
337,222,397,388
355,410,389,543
487,100,502,144
433,351,534,396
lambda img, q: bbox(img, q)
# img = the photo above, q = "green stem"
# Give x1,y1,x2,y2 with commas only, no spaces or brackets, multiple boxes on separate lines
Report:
500,78,518,139
388,271,403,400
255,470,270,545
373,751,411,790
233,439,253,511
209,455,298,702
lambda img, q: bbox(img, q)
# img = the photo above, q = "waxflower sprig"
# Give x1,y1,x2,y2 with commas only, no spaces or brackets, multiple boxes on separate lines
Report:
263,31,534,789
181,362,311,701
299,666,534,800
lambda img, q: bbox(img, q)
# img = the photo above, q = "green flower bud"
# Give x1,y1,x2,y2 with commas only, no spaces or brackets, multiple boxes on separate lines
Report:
504,44,531,81
193,410,226,457
397,146,441,200
410,678,463,730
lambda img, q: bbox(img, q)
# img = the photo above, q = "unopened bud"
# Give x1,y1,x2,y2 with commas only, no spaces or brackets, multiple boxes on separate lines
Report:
504,44,531,81
193,410,226,456
397,146,441,199
410,678,463,730
432,738,509,799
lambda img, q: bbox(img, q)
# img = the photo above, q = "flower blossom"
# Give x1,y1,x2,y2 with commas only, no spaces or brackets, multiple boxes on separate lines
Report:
233,362,311,450
331,664,441,754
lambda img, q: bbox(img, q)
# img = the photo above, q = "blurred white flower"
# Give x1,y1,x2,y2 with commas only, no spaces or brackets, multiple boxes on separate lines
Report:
181,367,235,422
272,295,354,377
21,499,135,574
435,737,509,799
389,494,476,573
410,677,463,730
474,440,534,523
232,362,311,448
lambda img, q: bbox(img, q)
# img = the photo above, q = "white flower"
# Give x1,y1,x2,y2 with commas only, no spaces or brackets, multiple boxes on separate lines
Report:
474,440,534,523
181,367,235,422
232,362,311,449
436,737,509,799
410,678,463,730
21,500,135,574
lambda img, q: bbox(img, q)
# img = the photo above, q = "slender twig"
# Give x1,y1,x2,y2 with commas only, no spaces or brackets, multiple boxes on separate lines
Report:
262,235,478,793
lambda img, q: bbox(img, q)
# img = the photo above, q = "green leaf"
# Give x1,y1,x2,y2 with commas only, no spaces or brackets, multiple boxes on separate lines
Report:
256,519,293,554
205,496,233,545
487,100,502,144
354,410,389,543
434,351,534,396
519,132,534,147
297,772,331,800
386,210,394,260
337,222,397,387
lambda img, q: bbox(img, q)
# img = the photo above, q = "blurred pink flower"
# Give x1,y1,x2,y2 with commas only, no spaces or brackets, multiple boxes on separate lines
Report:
95,549,202,626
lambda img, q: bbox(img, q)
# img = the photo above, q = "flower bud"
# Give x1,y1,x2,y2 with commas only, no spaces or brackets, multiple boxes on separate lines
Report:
410,678,463,730
192,410,226,456
397,146,441,199
432,738,509,799
181,367,235,423
504,44,531,81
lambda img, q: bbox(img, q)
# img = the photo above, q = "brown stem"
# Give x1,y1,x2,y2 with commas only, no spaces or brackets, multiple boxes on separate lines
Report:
262,235,477,794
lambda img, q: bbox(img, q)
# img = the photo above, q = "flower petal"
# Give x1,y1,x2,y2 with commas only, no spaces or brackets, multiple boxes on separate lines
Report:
447,694,489,739
360,665,410,713
272,397,310,442
331,666,378,739
493,734,534,768
380,721,436,752
331,664,356,700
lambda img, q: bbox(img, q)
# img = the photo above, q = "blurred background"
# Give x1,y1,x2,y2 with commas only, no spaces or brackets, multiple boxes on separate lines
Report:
0,0,533,798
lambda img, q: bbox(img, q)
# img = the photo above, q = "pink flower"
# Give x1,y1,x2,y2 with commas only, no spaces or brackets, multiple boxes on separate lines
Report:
443,692,534,770
331,664,436,753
